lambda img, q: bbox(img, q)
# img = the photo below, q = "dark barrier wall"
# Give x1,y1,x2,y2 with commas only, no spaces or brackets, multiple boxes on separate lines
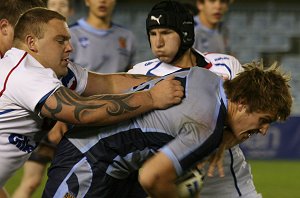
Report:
240,116,300,159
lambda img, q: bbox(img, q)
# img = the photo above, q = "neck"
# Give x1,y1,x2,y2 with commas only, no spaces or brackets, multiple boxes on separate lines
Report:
199,14,217,29
86,14,111,30
172,49,196,68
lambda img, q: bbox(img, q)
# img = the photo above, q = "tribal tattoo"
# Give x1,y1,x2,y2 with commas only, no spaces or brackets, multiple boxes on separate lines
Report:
43,87,141,122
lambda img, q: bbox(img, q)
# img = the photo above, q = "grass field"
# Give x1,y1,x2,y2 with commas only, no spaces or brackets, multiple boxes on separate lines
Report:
4,160,300,198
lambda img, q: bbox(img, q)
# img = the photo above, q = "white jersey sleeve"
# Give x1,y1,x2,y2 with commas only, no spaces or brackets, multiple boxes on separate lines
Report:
128,58,181,76
4,53,62,112
204,52,243,79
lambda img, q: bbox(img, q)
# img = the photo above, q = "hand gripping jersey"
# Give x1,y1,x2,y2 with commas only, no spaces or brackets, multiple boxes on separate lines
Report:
43,67,227,198
0,48,88,186
128,50,262,198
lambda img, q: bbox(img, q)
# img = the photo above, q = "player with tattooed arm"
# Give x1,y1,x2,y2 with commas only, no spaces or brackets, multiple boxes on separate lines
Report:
0,7,184,191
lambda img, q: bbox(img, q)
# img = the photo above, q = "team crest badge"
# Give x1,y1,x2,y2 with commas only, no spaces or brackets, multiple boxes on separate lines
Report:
118,37,127,49
79,37,90,48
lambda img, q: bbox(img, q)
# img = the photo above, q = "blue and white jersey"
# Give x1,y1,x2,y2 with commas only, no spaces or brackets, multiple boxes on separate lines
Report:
44,67,227,197
0,48,88,186
69,18,136,73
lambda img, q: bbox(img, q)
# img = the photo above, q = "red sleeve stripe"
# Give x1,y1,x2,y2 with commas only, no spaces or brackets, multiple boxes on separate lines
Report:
0,52,28,97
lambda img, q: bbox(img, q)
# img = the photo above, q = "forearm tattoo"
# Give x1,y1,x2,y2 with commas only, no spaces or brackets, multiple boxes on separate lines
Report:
124,73,157,81
44,87,141,122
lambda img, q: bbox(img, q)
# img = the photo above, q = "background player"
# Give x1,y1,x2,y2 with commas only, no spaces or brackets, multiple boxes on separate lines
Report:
193,0,232,53
69,0,136,73
47,0,74,23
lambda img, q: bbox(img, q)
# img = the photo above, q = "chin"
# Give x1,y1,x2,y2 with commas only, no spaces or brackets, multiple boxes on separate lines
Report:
158,57,171,63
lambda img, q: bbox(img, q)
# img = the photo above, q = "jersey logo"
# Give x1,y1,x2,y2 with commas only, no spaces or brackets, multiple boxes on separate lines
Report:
151,15,162,24
8,133,37,153
79,37,90,48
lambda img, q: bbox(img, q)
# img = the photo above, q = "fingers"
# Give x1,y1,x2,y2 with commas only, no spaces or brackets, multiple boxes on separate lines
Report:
217,159,225,177
206,148,225,178
150,75,184,109
207,155,217,177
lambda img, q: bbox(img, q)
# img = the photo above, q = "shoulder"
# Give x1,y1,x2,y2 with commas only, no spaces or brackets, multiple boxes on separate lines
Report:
128,59,160,74
112,23,133,34
68,21,80,29
204,53,239,63
204,53,243,79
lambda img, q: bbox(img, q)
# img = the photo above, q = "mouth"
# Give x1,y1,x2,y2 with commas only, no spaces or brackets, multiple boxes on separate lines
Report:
62,57,70,64
98,6,107,12
213,13,222,19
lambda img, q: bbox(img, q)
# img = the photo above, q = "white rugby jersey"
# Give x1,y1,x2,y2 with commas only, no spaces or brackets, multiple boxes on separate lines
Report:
128,50,242,80
69,18,136,73
129,51,261,198
0,48,88,186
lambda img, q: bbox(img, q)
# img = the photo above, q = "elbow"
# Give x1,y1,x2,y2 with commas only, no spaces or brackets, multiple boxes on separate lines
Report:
139,168,157,194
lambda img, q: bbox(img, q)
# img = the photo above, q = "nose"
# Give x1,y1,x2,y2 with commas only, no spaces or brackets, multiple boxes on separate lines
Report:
214,0,222,9
65,41,73,53
259,124,270,136
154,34,164,48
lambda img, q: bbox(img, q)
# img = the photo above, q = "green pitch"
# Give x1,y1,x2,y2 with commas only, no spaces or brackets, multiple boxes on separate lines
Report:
4,160,300,198
249,160,300,198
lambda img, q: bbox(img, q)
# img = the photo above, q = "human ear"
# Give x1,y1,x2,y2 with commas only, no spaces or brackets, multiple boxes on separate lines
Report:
237,102,247,112
0,19,10,36
25,35,38,52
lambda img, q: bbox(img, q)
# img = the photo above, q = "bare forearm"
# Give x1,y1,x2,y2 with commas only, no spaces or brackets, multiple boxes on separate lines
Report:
139,153,179,198
84,72,156,96
144,184,178,198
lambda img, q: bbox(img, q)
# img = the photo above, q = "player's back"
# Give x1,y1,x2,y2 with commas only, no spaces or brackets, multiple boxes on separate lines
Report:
66,67,225,175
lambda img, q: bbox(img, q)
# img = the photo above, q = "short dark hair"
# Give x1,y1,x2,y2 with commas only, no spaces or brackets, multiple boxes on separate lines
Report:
0,0,45,27
14,7,66,42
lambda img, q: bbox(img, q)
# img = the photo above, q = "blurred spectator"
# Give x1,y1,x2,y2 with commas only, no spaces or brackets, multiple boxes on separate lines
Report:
47,0,74,21
69,0,137,73
193,0,232,53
